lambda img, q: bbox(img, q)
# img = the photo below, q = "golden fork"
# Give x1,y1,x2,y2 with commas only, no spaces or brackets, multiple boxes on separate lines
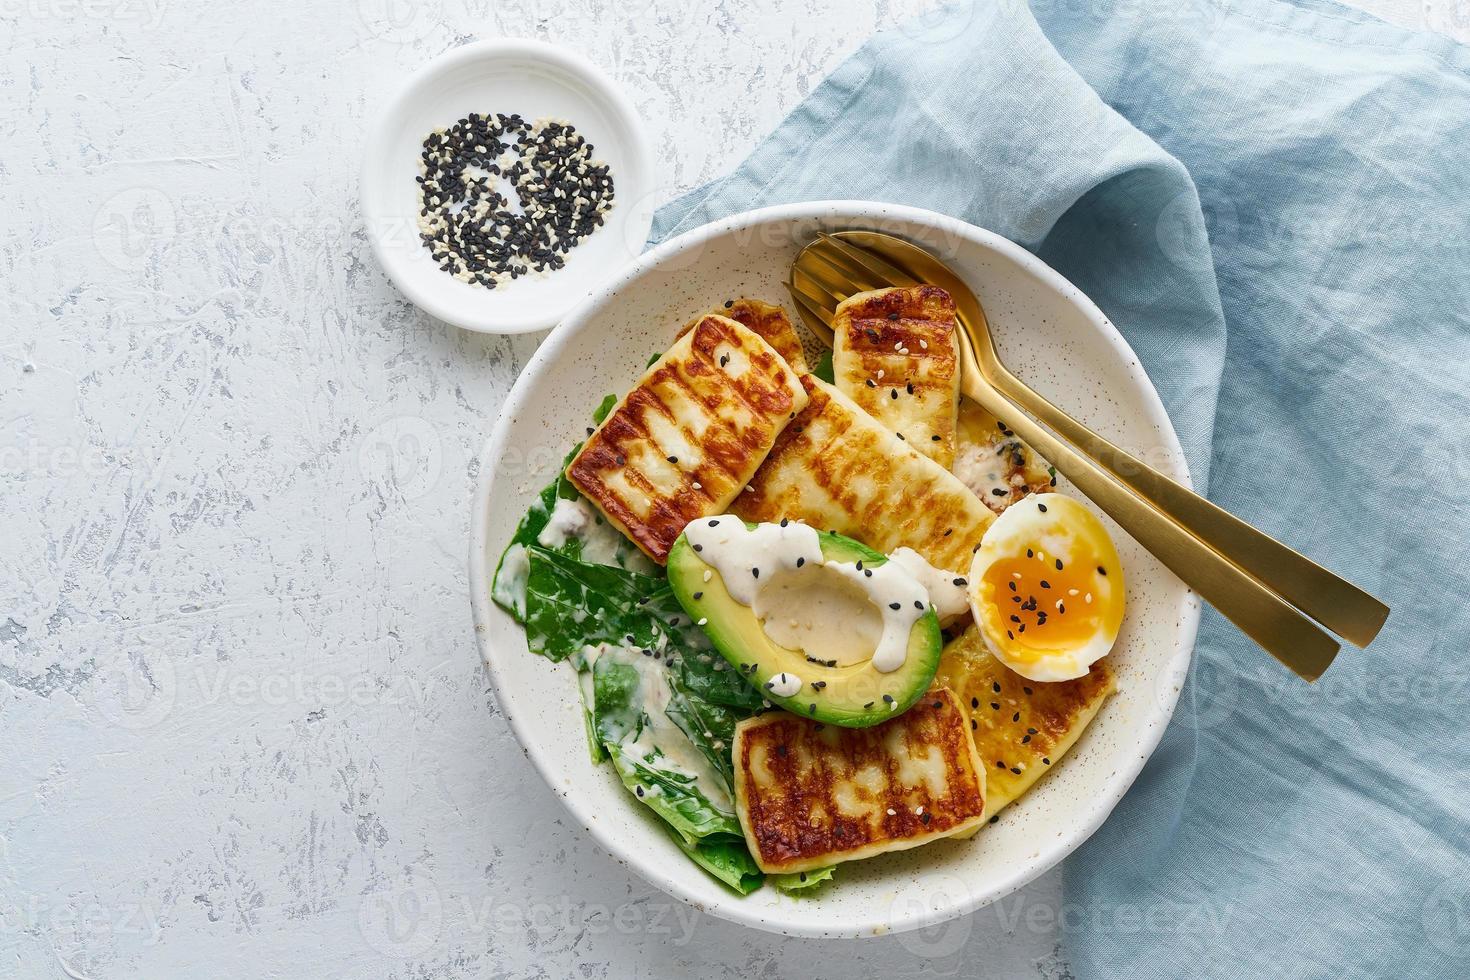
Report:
788,230,1389,681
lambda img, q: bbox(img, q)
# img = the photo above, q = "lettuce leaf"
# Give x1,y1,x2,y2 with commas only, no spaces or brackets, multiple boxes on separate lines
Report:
522,549,664,661
770,866,836,894
666,828,763,895
606,743,743,841
813,348,835,384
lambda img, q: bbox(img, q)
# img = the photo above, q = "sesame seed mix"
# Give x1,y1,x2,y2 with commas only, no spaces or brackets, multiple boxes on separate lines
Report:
416,113,614,287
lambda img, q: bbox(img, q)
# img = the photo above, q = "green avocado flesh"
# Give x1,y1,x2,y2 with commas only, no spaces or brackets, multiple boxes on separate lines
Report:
667,524,942,728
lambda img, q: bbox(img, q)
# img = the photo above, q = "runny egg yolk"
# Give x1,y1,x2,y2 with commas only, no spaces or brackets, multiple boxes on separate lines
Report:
981,551,1104,651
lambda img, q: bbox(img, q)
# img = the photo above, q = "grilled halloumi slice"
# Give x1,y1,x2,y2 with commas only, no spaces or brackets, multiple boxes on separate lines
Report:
683,298,808,375
936,624,1116,837
566,315,808,563
954,399,1055,515
832,286,960,467
733,376,994,577
733,687,986,873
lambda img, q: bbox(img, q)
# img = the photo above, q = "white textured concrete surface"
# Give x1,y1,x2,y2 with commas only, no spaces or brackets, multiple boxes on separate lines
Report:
2,1,1465,978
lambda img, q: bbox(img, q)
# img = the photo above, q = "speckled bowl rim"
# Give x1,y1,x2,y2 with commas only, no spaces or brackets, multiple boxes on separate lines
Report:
468,200,1199,937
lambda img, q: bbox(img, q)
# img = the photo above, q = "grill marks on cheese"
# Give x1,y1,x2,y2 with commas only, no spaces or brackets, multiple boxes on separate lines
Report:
734,376,994,575
833,286,960,467
683,298,808,375
733,687,986,873
936,624,1115,836
566,315,807,563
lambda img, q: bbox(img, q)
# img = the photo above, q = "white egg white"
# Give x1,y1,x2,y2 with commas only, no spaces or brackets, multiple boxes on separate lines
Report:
966,494,1124,682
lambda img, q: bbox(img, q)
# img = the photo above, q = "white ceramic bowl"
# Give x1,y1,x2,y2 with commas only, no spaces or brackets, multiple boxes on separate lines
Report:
362,39,654,334
468,201,1199,937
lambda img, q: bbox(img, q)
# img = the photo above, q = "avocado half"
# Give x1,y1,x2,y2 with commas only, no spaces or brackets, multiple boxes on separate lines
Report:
667,523,942,728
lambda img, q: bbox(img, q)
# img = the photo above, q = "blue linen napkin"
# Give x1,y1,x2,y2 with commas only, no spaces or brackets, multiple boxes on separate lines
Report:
653,1,1470,975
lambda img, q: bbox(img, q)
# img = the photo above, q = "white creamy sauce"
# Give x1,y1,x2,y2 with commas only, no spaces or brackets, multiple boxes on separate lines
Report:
492,543,531,612
683,516,930,675
954,440,1024,506
755,567,882,668
765,671,802,697
537,496,656,572
592,642,733,812
887,546,970,622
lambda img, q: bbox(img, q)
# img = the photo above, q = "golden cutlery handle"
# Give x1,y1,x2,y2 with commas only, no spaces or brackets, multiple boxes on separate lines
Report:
955,329,1341,680
986,361,1388,649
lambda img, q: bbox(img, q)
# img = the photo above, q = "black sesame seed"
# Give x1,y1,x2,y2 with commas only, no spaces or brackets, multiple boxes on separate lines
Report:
723,299,733,308
882,694,894,703
693,544,703,552
914,600,924,610
920,812,932,825
864,701,874,709
887,312,898,320
1098,566,1107,576
992,682,1001,693
667,455,678,463
1026,548,1034,558
932,700,942,709
992,488,1007,496
971,697,979,708
865,379,876,388
889,602,901,610
1040,580,1050,589
752,568,760,578
692,592,703,600
972,719,978,730
989,815,999,824
1008,581,1017,592
1038,503,1048,513
1027,727,1037,734
1055,558,1063,570
990,701,1000,710
796,557,806,568
809,704,817,715
952,577,967,586
780,517,789,527
1042,758,1051,765
890,389,899,400
1024,686,1033,695
1010,767,1022,775
1013,711,1020,722
906,382,914,394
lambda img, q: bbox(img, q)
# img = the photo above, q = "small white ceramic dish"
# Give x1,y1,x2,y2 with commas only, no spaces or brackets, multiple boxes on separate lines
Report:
468,201,1199,937
363,39,654,334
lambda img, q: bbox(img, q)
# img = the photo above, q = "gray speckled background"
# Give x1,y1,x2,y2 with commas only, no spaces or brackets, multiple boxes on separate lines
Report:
3,1,1464,977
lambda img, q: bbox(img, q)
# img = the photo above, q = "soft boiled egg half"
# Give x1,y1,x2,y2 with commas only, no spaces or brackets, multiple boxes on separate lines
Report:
967,494,1124,682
